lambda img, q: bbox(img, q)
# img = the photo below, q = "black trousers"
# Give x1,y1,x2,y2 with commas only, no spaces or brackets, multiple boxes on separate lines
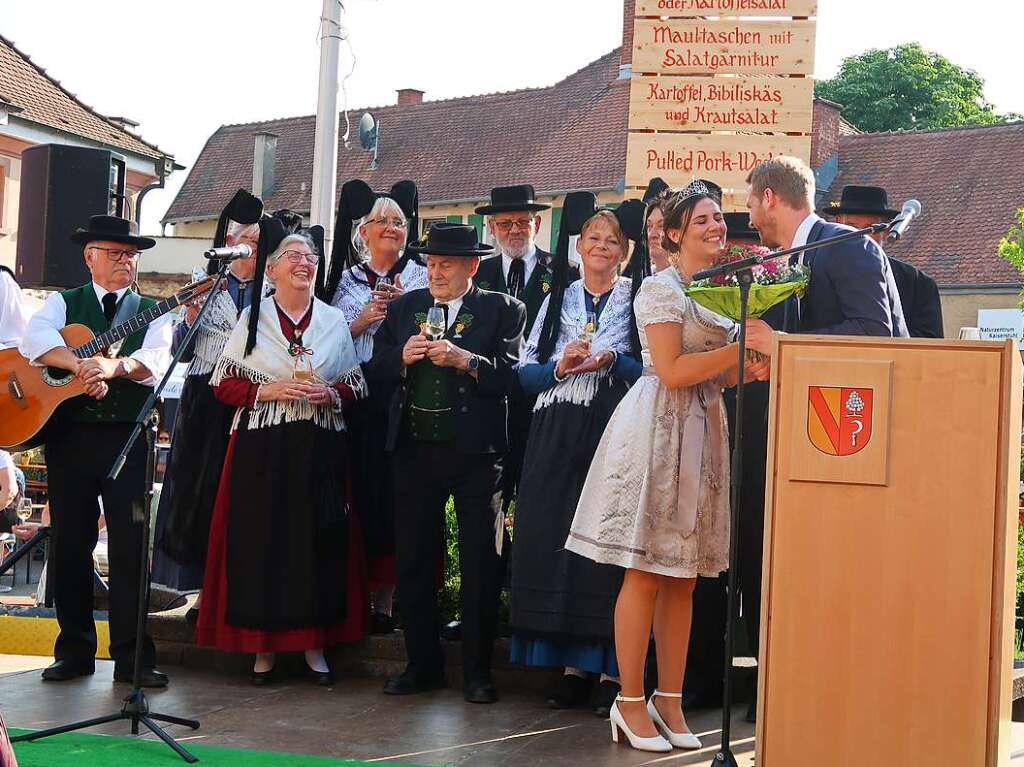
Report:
45,422,155,670
393,442,504,685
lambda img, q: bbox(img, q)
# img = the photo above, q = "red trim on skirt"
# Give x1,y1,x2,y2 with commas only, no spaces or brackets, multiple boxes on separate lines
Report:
196,434,369,653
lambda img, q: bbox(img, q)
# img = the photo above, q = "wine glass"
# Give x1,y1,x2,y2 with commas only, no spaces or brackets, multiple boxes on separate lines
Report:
293,353,314,382
425,306,446,341
18,497,32,524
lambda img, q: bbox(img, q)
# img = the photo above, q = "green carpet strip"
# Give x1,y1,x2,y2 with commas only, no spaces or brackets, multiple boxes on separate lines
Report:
10,729,425,766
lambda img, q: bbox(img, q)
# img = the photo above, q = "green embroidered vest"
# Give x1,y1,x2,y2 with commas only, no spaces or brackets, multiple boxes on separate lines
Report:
60,285,156,424
405,360,456,442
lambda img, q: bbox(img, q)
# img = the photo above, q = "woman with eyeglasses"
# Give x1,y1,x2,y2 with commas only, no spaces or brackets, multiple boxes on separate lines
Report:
196,223,370,685
325,181,425,635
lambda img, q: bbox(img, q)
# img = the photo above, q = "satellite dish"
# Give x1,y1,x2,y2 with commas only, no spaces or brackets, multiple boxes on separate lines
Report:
358,112,379,169
358,112,377,151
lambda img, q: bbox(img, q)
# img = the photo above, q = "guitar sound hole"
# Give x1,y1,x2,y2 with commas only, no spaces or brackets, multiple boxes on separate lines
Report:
42,367,76,387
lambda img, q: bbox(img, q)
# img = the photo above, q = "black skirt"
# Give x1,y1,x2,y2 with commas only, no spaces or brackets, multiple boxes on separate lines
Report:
154,372,234,571
347,387,396,563
224,417,350,630
509,376,630,643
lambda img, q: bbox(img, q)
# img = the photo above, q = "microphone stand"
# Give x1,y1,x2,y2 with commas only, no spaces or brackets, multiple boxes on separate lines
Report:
703,217,896,767
12,257,238,764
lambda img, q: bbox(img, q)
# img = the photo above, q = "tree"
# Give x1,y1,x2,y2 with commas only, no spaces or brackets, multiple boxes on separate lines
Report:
998,208,1024,306
815,43,1015,133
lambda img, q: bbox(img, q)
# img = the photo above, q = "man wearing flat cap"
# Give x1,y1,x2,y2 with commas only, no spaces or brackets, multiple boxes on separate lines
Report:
19,215,173,688
367,223,526,704
827,185,943,338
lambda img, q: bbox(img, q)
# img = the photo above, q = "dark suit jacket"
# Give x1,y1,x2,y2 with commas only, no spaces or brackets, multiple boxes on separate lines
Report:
474,248,578,337
887,257,944,338
790,220,909,337
366,284,527,455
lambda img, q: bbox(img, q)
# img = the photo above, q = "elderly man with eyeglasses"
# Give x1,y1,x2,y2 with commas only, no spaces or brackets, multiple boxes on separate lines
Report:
19,214,173,688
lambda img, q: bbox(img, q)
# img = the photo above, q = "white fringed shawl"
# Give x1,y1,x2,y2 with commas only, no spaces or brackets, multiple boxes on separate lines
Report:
187,284,270,376
520,278,635,410
211,296,366,432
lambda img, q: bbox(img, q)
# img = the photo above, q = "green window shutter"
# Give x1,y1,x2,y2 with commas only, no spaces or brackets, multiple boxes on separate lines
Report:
468,214,484,238
446,215,463,224
549,207,562,251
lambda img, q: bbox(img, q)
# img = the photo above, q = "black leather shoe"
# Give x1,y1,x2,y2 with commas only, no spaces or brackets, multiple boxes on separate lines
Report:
41,660,94,682
184,607,200,627
463,680,499,704
440,620,463,641
546,673,591,709
250,667,275,686
383,670,445,696
113,667,169,688
370,612,395,635
307,665,335,686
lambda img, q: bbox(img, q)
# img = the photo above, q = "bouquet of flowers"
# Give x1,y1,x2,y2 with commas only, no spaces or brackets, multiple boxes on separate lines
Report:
686,243,810,321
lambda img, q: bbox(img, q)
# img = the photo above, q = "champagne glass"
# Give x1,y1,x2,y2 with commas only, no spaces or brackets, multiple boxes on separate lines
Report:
425,306,446,341
578,311,598,353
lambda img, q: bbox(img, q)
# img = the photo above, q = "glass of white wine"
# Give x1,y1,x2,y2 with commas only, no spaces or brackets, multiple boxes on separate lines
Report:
578,311,598,352
425,306,446,341
293,353,314,382
18,497,32,524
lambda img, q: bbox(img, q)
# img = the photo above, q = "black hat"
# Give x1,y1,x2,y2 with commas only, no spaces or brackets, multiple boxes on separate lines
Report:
206,189,264,275
322,179,421,301
724,212,759,241
826,185,899,218
244,215,292,356
71,215,155,250
474,184,551,215
642,177,669,205
406,223,494,257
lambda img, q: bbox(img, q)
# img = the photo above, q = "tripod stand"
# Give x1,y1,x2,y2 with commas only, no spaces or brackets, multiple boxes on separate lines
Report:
12,258,237,764
694,219,896,766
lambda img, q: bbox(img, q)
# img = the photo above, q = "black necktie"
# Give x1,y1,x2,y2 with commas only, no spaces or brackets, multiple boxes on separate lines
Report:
507,258,525,298
102,292,118,323
435,302,449,331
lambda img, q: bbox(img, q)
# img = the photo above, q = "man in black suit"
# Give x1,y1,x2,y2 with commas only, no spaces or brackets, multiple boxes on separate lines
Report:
827,185,944,338
745,158,909,344
740,160,908,723
367,223,526,704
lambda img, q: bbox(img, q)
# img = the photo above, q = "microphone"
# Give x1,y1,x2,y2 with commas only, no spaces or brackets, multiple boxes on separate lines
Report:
203,244,253,260
888,200,922,242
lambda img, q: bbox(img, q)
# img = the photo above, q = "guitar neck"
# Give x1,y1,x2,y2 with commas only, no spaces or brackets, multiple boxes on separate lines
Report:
72,294,182,359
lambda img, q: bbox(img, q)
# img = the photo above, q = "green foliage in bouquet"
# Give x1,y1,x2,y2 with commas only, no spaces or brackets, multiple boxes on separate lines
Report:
685,244,810,321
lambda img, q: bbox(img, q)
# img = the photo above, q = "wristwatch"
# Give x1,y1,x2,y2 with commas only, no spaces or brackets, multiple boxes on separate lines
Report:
115,358,131,378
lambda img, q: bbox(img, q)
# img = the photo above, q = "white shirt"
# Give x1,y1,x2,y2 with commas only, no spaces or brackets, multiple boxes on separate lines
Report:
0,270,31,350
20,282,173,387
0,451,11,471
433,283,472,331
501,246,538,289
791,213,822,264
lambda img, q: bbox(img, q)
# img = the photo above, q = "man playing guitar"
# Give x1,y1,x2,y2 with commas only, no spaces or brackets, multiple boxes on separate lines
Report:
19,215,172,688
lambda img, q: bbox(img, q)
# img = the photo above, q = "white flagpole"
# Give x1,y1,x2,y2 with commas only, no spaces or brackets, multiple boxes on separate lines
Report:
311,0,342,256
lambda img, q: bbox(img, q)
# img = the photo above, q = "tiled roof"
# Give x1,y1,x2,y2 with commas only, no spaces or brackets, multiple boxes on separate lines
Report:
0,34,168,162
829,122,1024,286
163,49,628,222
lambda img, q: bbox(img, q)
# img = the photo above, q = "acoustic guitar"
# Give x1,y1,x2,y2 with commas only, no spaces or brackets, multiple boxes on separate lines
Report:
0,277,215,450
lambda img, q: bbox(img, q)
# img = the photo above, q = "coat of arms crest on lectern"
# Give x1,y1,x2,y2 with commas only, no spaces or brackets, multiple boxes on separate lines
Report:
807,386,874,456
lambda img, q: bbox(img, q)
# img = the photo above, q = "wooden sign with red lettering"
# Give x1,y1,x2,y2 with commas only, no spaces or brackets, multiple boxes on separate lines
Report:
636,0,818,17
625,133,812,195
633,19,816,76
629,75,814,133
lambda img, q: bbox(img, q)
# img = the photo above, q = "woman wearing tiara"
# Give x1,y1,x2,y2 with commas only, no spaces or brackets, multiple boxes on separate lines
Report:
508,196,645,716
566,182,768,752
322,180,426,635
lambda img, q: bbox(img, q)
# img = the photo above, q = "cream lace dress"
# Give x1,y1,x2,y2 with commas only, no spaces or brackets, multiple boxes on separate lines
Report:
565,266,733,578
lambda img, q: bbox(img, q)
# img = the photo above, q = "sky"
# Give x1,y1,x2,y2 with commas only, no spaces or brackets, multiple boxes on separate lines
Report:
4,0,1023,234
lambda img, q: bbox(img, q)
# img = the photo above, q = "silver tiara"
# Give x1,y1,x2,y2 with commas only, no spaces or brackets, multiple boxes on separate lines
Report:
669,179,714,205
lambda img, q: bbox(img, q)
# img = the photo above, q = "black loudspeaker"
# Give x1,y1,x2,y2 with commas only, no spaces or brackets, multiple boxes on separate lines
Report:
15,144,127,290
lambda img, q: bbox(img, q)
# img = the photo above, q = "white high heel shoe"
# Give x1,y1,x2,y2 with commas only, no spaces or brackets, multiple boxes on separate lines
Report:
609,694,672,752
647,690,702,749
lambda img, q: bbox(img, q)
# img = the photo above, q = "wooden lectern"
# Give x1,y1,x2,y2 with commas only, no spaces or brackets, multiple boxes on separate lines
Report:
757,335,1022,766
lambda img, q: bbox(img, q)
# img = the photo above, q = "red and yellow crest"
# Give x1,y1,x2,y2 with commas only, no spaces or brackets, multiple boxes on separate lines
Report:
807,386,873,457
